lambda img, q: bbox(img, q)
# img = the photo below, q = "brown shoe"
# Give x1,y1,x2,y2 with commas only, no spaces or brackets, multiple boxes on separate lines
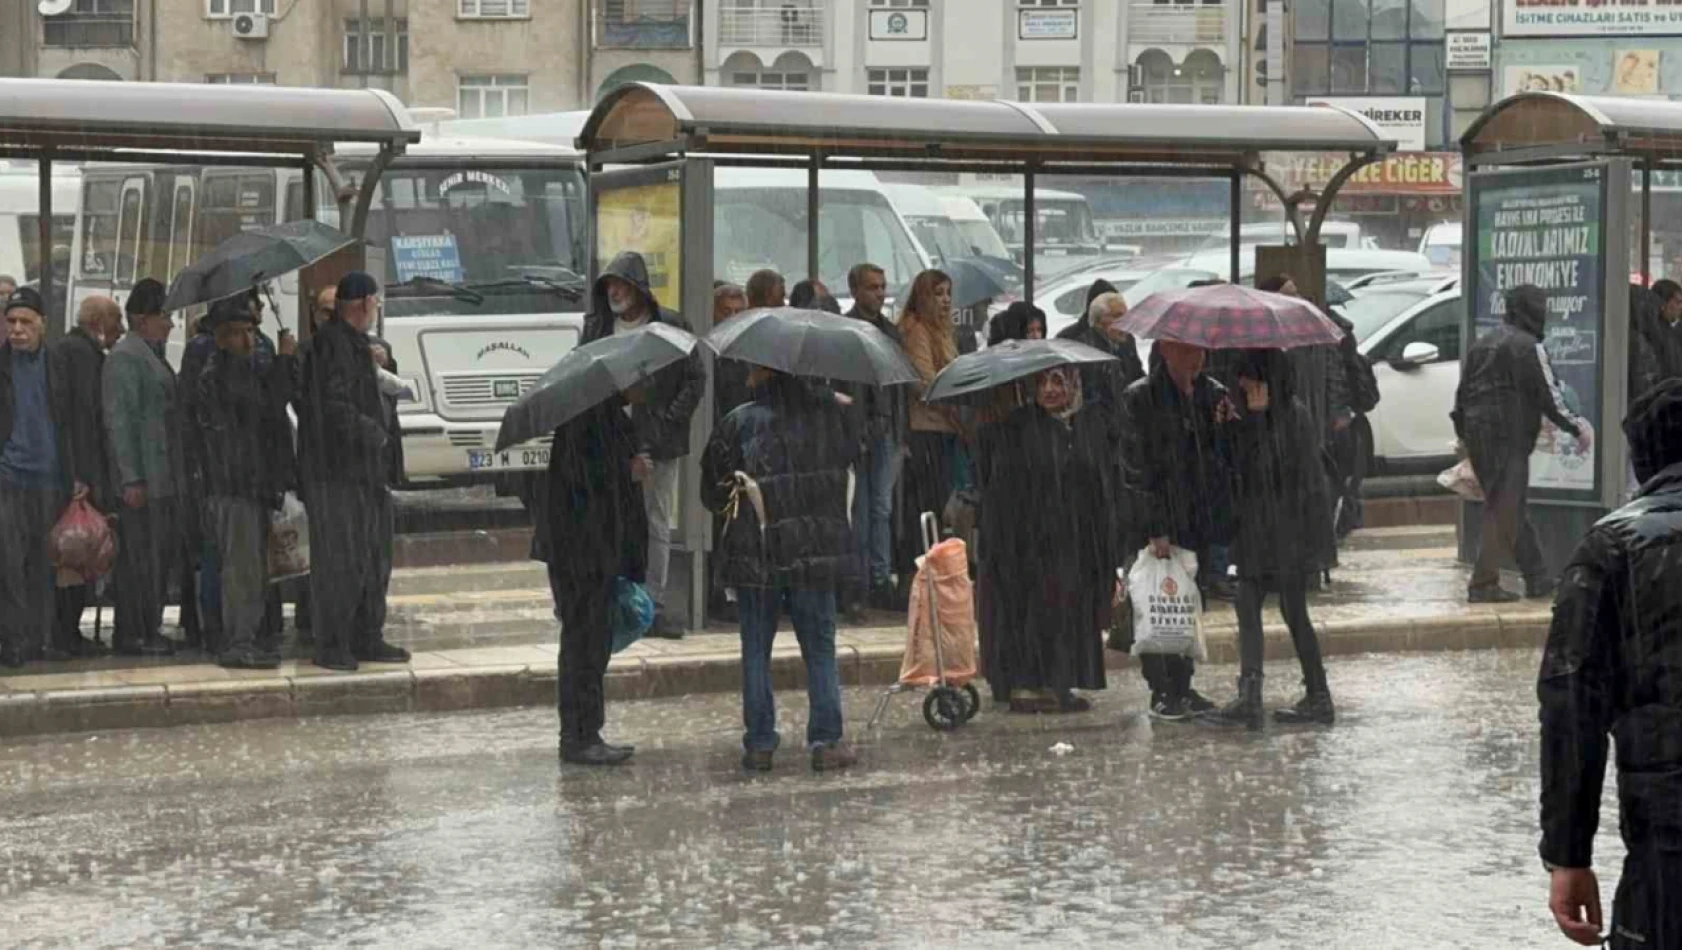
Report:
810,743,858,772
741,749,774,772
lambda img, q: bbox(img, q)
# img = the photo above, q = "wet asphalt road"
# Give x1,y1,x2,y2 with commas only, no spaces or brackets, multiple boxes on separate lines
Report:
0,649,1621,949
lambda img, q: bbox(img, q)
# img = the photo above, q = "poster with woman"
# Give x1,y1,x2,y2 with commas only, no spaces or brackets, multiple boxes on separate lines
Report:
1614,50,1660,96
1503,65,1582,96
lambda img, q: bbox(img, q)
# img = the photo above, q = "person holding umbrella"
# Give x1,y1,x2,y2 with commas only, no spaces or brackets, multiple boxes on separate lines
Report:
701,307,919,773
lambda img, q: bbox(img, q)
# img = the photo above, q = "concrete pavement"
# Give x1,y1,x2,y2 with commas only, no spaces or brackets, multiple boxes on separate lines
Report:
0,526,1550,738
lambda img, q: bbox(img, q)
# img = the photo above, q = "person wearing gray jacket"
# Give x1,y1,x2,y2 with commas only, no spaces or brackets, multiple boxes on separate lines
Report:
103,279,181,657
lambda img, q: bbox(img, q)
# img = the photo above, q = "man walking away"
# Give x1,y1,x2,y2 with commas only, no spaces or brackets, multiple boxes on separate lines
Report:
845,263,905,612
546,397,648,766
104,279,180,658
1453,284,1590,603
0,288,82,666
51,295,123,658
584,251,705,640
193,297,297,670
703,368,861,773
298,272,408,671
1120,339,1232,721
1539,378,1682,949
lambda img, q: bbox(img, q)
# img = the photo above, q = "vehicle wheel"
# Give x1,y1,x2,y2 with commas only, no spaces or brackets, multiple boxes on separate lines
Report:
923,687,964,732
960,683,982,722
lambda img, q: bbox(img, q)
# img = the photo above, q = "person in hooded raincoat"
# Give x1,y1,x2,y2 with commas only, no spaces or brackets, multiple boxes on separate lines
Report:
583,251,706,638
1453,284,1590,603
1200,350,1335,729
545,396,648,767
1538,377,1682,950
977,366,1115,712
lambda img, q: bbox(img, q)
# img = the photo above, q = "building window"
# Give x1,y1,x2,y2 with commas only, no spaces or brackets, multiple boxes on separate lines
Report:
43,0,134,48
597,0,692,49
205,0,276,16
729,70,811,90
1018,0,1078,5
870,0,928,6
344,18,410,74
459,0,531,18
867,67,929,97
206,72,276,83
1135,49,1224,104
1016,66,1080,102
1292,0,1444,97
458,74,530,118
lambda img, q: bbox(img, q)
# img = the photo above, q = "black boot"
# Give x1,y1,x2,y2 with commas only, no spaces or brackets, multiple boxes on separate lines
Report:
1201,673,1264,731
1274,689,1335,725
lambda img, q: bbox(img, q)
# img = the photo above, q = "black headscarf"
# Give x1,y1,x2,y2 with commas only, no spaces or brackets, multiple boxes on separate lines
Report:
988,301,1046,347
1627,377,1682,484
1085,278,1118,313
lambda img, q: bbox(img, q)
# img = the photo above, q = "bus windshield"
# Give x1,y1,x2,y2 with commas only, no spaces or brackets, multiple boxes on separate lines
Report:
358,166,588,311
905,214,971,266
992,198,1100,247
714,187,926,291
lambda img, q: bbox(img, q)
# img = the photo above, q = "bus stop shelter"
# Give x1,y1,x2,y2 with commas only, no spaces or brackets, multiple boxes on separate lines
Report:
0,76,419,320
1458,92,1682,570
575,83,1400,632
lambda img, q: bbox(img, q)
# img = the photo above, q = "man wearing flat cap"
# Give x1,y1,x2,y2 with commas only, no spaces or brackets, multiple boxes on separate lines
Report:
297,271,408,671
104,278,184,657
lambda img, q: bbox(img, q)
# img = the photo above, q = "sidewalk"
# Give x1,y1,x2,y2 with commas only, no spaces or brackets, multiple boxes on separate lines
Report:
0,527,1550,739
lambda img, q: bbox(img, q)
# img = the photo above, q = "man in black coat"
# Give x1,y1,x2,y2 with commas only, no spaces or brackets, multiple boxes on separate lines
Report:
1453,284,1589,603
702,369,861,774
50,295,123,657
545,399,648,767
297,271,408,671
584,251,705,638
1057,280,1145,395
0,288,100,666
191,297,298,670
1119,339,1233,721
1538,378,1682,949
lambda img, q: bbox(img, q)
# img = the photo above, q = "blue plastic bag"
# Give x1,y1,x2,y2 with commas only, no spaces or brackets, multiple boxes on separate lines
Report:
609,577,655,654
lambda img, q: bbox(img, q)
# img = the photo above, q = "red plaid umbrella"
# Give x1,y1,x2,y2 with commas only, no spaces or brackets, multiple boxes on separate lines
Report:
1117,284,1346,350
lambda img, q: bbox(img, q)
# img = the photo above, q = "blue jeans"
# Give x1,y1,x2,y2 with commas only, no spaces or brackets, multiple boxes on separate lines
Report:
852,435,898,590
737,587,844,752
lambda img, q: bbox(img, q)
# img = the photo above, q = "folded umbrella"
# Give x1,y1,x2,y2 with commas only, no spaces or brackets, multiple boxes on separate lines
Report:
495,322,697,451
705,306,920,387
1119,283,1345,350
925,339,1116,403
163,220,353,313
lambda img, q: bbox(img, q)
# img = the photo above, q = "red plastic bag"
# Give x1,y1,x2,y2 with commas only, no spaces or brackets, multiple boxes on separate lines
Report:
47,491,116,585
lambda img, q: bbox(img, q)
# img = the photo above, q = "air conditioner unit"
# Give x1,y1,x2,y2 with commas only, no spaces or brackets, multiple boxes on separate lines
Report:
232,12,270,40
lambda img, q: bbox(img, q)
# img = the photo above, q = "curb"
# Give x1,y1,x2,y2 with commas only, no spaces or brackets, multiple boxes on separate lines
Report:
0,608,1551,740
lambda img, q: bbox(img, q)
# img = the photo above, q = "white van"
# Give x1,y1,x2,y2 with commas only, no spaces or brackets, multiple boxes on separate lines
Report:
880,183,971,267
1418,221,1462,268
938,195,1013,260
933,184,1106,265
713,167,930,297
0,165,79,305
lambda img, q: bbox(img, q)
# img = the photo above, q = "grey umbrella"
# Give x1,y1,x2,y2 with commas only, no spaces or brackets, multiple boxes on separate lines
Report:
705,306,920,387
162,220,353,312
495,322,697,451
925,339,1117,403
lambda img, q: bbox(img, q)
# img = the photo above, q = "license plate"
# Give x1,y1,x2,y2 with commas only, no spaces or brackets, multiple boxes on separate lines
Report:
493,379,521,399
466,447,551,471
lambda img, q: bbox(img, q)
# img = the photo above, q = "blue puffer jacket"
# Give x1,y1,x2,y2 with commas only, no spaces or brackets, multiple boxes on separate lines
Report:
701,373,860,590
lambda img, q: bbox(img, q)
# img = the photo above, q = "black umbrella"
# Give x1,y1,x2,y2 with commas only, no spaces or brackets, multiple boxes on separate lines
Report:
892,257,1014,310
925,339,1117,403
705,307,920,387
494,322,697,451
163,220,353,312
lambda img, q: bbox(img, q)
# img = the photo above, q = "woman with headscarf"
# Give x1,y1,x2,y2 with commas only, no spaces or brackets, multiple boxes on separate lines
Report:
977,301,1047,427
977,366,1115,712
1202,349,1336,729
898,269,966,545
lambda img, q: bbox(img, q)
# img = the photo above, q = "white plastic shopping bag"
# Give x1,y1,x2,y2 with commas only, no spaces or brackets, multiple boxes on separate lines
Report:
1436,458,1483,502
267,492,311,582
1128,545,1207,661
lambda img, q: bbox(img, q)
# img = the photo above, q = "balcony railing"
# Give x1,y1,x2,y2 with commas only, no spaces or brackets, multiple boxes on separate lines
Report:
597,0,692,48
43,14,136,49
1128,2,1228,45
719,7,825,47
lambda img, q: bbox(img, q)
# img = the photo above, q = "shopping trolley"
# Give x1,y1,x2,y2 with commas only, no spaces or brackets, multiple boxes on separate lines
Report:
866,512,982,732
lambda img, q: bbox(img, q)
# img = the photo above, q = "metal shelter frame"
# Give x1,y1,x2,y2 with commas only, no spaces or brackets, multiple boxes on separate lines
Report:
0,76,420,312
1462,92,1682,288
576,83,1400,295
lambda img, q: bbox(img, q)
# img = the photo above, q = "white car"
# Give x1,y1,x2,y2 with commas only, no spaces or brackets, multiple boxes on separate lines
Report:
1339,280,1464,472
1031,263,1217,337
1418,221,1462,269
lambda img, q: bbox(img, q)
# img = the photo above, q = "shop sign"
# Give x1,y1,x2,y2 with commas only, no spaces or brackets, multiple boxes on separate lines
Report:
1306,96,1428,151
1019,9,1077,39
1257,152,1464,196
1446,32,1492,70
1503,0,1682,37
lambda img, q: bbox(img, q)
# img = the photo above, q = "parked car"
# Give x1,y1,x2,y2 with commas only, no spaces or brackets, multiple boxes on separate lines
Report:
1339,283,1464,474
1178,246,1437,285
1032,262,1217,337
1346,269,1456,293
1418,221,1462,268
1196,219,1379,252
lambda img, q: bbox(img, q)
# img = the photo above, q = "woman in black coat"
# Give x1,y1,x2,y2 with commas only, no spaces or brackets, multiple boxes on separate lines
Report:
977,367,1115,712
1204,349,1335,729
546,396,649,766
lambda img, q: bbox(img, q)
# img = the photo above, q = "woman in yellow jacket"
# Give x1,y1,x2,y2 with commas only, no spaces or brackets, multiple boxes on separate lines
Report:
897,270,968,535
